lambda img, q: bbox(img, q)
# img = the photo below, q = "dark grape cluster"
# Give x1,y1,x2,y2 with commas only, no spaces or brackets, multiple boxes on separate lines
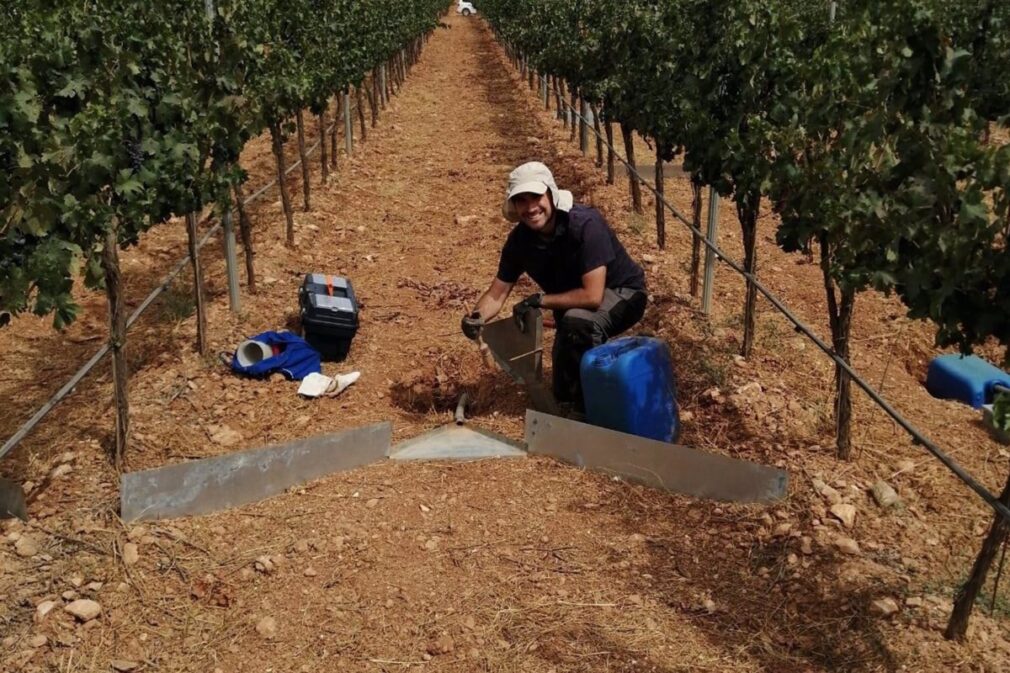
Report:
124,137,144,172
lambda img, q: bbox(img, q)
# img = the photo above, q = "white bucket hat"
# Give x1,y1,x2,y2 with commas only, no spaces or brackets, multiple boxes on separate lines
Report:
502,161,574,222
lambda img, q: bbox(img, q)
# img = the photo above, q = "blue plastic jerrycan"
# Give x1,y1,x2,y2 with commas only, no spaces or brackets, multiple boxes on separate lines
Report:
580,336,680,443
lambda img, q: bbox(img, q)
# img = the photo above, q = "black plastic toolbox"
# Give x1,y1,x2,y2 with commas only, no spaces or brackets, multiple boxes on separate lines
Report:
299,274,360,361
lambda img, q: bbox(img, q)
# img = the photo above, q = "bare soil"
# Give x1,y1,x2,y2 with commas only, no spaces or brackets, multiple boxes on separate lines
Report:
2,14,1010,673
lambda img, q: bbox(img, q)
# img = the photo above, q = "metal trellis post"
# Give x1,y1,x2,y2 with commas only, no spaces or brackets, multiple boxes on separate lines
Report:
580,99,590,155
701,187,720,315
222,209,240,313
344,90,353,156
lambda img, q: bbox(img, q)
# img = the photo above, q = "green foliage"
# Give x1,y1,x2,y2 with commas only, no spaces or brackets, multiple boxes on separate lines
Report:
993,390,1010,433
483,0,1010,362
0,0,443,328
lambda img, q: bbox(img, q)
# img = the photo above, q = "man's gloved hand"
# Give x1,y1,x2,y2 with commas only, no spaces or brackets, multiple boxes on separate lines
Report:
461,311,484,340
512,293,543,333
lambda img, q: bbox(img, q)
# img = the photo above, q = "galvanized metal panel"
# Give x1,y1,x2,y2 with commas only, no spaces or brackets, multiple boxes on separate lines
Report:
389,425,525,461
0,478,27,521
121,422,391,522
481,314,542,385
525,410,787,503
481,315,560,414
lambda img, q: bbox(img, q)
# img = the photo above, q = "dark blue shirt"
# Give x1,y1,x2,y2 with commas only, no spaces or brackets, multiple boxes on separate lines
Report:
496,204,646,294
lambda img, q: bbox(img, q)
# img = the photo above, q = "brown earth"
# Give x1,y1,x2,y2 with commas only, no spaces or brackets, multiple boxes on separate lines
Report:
2,13,1010,673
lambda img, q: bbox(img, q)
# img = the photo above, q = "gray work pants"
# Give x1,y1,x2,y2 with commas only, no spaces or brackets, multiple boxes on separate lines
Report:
552,287,647,406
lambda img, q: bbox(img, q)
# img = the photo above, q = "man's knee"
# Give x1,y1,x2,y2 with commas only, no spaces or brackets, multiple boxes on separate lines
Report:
558,311,606,349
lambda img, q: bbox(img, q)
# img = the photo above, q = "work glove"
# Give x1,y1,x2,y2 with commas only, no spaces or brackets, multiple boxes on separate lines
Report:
461,311,484,340
512,293,543,333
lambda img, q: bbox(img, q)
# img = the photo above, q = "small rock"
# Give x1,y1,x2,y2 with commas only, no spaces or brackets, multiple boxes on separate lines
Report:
427,633,455,655
209,425,242,447
64,599,102,622
419,504,431,513
293,540,310,553
365,498,379,508
424,538,438,551
35,600,57,622
453,215,479,226
834,536,861,555
735,382,762,397
829,503,857,528
732,355,747,368
702,598,716,613
871,481,900,508
254,556,275,574
50,463,73,479
642,254,656,263
69,573,85,588
895,459,915,474
62,590,78,601
256,616,277,639
906,596,924,607
812,479,842,505
800,537,813,555
56,451,77,464
773,523,792,537
28,634,47,648
122,543,139,566
15,535,39,557
111,660,140,672
870,598,900,617
303,567,318,577
11,650,35,668
701,387,724,404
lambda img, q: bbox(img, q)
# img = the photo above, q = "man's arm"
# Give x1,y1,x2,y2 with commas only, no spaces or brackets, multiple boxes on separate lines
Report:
540,266,606,311
473,277,514,321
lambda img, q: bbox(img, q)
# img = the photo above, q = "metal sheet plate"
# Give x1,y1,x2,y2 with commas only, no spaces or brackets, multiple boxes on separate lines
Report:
481,314,542,384
0,477,27,521
481,315,560,414
389,425,526,461
121,422,391,522
525,410,787,503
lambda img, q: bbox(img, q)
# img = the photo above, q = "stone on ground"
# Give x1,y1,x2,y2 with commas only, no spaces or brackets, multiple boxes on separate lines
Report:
64,599,102,622
871,480,900,508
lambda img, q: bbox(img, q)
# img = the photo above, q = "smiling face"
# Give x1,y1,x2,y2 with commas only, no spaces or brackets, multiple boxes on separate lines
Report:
511,191,555,235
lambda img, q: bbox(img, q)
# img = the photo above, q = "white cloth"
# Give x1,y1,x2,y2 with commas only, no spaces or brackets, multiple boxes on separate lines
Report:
297,371,360,398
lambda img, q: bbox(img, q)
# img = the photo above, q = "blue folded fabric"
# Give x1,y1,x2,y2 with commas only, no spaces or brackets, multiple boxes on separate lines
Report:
231,331,321,381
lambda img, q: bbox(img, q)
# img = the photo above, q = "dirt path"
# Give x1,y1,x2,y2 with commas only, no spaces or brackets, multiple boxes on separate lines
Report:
2,13,1010,673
